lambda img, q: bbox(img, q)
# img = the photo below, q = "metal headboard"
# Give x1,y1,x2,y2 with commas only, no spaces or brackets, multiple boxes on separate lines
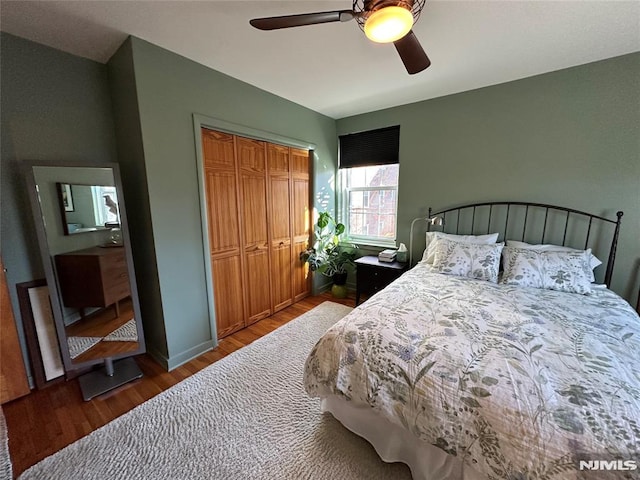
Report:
425,201,623,287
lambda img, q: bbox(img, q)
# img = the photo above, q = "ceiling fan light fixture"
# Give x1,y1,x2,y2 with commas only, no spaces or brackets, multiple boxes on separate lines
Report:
364,6,414,43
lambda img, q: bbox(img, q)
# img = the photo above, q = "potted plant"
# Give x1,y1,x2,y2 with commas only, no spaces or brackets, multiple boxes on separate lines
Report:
300,211,357,298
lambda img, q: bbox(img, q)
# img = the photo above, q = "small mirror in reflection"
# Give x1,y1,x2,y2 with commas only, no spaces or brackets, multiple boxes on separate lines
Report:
56,183,121,235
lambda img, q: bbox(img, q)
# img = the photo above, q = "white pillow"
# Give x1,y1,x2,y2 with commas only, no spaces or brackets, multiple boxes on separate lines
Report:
433,239,504,283
421,232,500,265
506,240,602,282
501,246,593,295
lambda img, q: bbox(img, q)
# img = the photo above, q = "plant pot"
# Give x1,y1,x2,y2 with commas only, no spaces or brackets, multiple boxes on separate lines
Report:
332,272,347,285
331,272,348,299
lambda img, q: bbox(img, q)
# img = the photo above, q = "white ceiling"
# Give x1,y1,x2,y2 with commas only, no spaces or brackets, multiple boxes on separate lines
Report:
1,1,639,119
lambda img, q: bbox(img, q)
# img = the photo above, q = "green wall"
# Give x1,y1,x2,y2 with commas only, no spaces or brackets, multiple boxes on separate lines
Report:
109,37,338,369
0,33,118,384
107,39,168,361
337,52,640,305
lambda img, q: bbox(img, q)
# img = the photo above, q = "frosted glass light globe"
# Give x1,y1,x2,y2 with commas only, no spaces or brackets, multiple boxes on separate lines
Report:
364,6,414,44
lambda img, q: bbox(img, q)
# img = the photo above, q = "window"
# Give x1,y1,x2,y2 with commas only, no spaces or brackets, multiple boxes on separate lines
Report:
340,165,399,245
91,186,119,226
338,126,400,247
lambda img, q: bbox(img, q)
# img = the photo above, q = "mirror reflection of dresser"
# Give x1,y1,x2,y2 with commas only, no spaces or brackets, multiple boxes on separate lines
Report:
25,162,146,400
55,246,130,320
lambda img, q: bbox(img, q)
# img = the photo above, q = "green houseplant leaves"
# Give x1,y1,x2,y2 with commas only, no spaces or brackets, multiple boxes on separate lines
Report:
299,211,357,278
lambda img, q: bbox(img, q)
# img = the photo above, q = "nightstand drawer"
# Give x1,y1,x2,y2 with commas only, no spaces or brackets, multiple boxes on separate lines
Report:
357,266,401,292
355,255,408,306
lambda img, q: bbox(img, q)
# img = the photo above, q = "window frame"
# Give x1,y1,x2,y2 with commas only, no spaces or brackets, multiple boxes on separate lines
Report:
91,185,119,226
338,166,399,248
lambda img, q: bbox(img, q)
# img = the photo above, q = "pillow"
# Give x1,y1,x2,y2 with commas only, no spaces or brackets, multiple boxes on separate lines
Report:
506,240,602,282
501,246,593,295
432,239,504,283
421,232,500,265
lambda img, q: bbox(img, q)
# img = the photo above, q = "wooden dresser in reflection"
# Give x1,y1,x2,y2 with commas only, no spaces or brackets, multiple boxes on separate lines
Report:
55,246,130,319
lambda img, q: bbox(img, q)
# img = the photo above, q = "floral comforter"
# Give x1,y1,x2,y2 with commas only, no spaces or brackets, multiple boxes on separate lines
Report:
304,265,640,479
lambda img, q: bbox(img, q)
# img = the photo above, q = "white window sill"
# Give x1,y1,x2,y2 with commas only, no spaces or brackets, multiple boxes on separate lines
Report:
343,238,397,249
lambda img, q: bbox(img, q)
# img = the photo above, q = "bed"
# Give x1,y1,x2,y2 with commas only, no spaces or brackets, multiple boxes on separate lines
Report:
304,202,640,479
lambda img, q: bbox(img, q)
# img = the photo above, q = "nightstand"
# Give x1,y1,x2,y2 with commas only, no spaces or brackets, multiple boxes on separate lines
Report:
355,255,408,306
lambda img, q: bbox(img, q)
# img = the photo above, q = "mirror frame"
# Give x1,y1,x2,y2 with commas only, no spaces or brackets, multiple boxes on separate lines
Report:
25,160,145,372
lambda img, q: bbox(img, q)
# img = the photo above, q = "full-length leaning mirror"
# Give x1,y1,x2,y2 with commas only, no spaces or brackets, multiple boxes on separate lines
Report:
26,162,145,400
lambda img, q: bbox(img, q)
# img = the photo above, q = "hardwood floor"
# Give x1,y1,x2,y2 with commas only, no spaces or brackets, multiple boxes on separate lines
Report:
3,292,355,477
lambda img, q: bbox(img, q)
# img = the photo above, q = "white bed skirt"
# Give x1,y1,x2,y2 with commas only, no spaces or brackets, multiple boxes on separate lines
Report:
321,396,487,480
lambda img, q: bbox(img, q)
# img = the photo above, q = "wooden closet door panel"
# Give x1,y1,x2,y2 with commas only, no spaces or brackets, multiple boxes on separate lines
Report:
237,137,266,174
268,168,293,311
244,249,271,323
292,237,311,302
237,137,270,324
202,129,235,170
241,174,268,247
212,255,245,339
292,175,311,301
291,147,310,301
205,170,240,255
271,243,293,312
267,144,289,174
290,148,309,176
292,178,310,238
269,176,291,241
1,258,30,403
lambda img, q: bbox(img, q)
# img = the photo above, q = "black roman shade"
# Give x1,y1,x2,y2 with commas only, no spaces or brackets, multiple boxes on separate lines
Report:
338,125,400,169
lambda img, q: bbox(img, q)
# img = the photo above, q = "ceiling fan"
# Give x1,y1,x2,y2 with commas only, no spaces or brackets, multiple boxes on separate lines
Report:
250,0,431,75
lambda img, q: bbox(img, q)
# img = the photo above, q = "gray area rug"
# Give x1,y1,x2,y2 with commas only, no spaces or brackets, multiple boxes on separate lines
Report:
0,407,11,480
103,319,137,342
20,301,412,480
66,336,103,359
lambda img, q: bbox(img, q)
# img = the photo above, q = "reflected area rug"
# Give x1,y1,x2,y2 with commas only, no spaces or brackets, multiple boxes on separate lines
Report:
103,319,137,342
0,407,11,480
20,301,412,480
66,336,103,359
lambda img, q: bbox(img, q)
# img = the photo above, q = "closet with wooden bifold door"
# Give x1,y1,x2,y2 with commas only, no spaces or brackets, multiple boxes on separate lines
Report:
201,128,311,340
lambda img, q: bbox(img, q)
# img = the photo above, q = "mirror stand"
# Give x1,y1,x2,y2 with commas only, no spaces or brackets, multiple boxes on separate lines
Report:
78,357,143,401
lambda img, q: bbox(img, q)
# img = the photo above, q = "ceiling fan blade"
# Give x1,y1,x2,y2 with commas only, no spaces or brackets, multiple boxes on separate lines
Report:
393,31,431,75
250,10,355,30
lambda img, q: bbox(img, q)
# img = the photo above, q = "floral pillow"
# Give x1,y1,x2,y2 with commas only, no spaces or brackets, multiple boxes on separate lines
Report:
501,246,593,294
421,231,500,265
432,239,504,283
506,240,601,282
